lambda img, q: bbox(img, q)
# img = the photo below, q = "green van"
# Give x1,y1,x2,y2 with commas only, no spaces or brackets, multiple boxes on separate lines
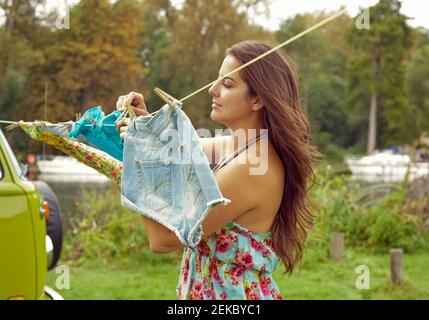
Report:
0,128,63,300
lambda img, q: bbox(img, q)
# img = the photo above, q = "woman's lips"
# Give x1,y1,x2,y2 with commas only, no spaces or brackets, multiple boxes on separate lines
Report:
212,101,222,108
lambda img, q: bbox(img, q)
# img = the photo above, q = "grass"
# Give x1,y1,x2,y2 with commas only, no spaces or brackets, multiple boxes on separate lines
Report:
46,246,429,300
279,248,429,300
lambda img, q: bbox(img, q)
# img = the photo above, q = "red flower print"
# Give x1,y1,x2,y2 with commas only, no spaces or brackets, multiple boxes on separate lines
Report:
262,249,271,258
194,281,202,291
210,258,223,285
250,238,265,251
215,234,231,253
229,266,244,279
245,287,260,300
220,292,228,300
190,281,203,300
204,289,215,300
228,233,238,243
234,250,254,270
181,258,190,282
271,288,283,300
264,238,274,248
259,278,271,296
197,240,211,257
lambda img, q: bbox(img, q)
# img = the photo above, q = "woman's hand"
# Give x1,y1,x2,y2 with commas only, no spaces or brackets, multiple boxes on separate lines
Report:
116,91,149,140
117,117,130,140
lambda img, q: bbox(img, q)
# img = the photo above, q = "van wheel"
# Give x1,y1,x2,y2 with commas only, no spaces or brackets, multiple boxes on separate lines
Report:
34,181,63,270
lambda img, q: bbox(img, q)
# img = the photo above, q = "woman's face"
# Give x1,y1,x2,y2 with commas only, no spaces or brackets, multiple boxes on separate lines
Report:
209,55,258,127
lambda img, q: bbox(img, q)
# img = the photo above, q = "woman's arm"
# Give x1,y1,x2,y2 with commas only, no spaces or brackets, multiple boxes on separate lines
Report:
145,156,264,253
140,216,183,253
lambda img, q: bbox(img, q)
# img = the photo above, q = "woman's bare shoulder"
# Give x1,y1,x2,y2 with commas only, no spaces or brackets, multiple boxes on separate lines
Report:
236,140,284,183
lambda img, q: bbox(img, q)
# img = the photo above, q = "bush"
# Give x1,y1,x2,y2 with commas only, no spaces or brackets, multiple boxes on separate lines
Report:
64,185,181,265
310,170,429,254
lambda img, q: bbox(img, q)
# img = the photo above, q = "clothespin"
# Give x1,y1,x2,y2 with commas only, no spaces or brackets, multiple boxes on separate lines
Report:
5,122,20,131
124,98,137,120
84,113,98,125
116,108,129,123
154,87,177,113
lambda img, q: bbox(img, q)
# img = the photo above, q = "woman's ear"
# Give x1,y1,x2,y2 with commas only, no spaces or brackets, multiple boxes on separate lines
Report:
251,96,264,112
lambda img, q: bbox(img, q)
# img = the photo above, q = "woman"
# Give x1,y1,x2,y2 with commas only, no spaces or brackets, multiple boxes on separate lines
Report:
116,40,320,300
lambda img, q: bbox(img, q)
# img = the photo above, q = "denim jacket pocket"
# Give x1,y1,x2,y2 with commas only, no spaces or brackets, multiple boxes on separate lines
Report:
134,159,173,211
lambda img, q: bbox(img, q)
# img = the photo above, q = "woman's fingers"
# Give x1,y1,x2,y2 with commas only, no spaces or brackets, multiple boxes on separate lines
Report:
118,123,128,140
128,91,144,106
116,91,149,115
127,92,148,111
116,117,130,131
116,92,148,140
116,95,126,111
132,106,149,116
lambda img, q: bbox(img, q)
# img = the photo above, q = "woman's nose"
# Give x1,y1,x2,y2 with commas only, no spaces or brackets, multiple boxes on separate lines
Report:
208,81,220,97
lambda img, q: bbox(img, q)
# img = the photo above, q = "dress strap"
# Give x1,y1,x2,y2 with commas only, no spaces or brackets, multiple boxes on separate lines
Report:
212,131,268,174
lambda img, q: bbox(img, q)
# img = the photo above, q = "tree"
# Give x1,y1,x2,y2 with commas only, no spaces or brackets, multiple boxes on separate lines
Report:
276,10,354,153
407,44,429,135
0,0,48,153
0,0,45,89
22,0,147,124
348,0,412,154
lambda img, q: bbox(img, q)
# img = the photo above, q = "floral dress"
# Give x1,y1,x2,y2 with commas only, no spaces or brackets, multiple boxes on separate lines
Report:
177,221,283,300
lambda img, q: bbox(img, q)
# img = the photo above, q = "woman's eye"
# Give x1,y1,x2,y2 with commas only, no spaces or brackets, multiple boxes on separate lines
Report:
222,82,232,89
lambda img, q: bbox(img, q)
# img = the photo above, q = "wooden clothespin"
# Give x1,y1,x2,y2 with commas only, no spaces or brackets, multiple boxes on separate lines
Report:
6,122,20,131
116,108,129,123
154,87,177,112
84,113,98,125
124,98,137,120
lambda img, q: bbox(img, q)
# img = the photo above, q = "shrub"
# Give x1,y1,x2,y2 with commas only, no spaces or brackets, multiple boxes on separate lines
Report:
309,170,429,253
64,185,181,265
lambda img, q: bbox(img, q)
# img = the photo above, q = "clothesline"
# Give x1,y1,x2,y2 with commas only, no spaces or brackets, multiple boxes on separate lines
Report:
0,120,116,126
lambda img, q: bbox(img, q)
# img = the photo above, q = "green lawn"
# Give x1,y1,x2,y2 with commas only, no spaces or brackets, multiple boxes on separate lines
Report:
46,247,429,300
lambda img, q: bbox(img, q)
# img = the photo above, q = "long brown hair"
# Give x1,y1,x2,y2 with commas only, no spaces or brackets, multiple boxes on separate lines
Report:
226,40,321,275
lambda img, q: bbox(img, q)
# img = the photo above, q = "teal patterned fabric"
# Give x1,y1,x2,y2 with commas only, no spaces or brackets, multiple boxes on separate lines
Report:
177,221,283,300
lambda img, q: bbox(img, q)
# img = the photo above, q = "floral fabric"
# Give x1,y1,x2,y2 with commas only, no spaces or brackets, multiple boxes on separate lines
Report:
177,221,283,300
19,121,122,185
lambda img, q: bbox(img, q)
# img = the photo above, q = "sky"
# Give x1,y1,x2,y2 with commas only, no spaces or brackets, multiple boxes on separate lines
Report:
249,0,429,31
30,0,429,31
